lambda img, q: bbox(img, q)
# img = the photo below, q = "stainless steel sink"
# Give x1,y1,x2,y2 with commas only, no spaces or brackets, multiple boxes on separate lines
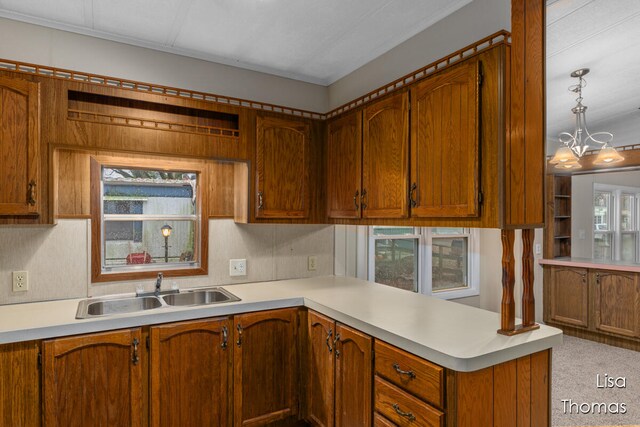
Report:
161,287,240,307
76,296,162,319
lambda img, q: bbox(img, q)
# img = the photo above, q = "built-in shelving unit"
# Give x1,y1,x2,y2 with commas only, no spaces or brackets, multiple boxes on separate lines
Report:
552,175,572,258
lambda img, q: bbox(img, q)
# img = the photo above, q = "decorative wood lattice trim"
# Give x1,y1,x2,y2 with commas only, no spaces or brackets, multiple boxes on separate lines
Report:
0,58,324,119
68,109,240,139
0,30,509,120
326,30,511,119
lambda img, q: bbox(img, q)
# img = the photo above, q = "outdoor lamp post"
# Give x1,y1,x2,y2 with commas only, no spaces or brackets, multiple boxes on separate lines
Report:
161,224,172,263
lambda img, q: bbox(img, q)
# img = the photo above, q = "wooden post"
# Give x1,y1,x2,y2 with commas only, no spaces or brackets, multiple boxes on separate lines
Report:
499,230,515,333
522,229,536,327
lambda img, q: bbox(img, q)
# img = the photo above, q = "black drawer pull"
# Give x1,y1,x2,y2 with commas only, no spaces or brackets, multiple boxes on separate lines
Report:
393,363,416,379
393,403,416,421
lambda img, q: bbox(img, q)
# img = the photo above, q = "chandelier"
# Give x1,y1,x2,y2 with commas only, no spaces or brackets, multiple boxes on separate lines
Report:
550,68,624,170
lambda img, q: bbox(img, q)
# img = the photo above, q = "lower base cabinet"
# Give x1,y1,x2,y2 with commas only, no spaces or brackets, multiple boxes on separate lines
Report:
234,308,300,427
42,328,144,427
307,310,373,427
150,317,232,427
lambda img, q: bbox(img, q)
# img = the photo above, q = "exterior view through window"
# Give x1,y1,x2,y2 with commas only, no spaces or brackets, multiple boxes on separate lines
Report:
593,184,640,262
369,226,479,299
101,166,200,273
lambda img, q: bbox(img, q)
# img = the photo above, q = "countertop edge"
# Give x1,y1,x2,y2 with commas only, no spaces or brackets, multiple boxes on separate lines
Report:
539,258,640,273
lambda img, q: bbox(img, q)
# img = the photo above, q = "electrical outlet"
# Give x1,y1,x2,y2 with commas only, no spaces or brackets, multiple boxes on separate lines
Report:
534,244,542,256
229,259,247,277
12,271,28,292
308,256,317,271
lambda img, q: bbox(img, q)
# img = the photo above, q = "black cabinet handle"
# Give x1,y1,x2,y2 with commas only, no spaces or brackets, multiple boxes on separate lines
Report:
393,363,416,379
393,403,416,421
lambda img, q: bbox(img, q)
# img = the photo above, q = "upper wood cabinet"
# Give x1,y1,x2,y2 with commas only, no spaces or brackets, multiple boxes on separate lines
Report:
0,76,40,216
42,328,143,427
255,114,310,219
234,308,300,426
410,60,480,217
327,111,362,219
362,91,409,219
150,318,231,427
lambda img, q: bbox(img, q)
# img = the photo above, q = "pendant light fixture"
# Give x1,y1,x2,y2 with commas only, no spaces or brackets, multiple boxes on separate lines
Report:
551,68,623,169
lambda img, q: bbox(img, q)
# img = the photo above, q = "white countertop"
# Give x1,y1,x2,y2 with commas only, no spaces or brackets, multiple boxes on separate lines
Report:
0,276,562,372
539,257,640,273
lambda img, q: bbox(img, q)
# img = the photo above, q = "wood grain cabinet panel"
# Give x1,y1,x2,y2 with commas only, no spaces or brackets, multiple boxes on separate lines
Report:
549,267,589,328
335,323,373,427
410,60,480,218
362,91,409,219
42,328,143,427
0,341,41,427
0,75,39,216
327,111,362,219
307,311,336,427
594,270,640,338
233,308,299,426
150,318,231,427
374,340,444,409
255,115,310,219
374,377,444,427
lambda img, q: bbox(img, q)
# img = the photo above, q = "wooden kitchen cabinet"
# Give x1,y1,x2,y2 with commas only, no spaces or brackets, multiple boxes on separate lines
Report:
255,114,310,219
306,311,373,427
410,60,480,218
327,111,362,219
0,341,41,427
362,91,409,219
149,317,232,427
42,328,143,427
594,270,640,338
233,308,300,426
549,266,589,328
0,75,40,216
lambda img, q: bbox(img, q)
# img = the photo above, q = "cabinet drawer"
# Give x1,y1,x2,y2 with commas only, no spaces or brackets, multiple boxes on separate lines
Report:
374,412,397,427
374,340,444,408
375,377,444,427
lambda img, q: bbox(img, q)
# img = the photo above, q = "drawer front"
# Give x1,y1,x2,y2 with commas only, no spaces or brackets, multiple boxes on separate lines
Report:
375,377,444,427
374,412,397,427
374,340,444,408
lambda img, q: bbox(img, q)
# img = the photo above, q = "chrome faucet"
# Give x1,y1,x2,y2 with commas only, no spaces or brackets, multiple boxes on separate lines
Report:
155,272,163,297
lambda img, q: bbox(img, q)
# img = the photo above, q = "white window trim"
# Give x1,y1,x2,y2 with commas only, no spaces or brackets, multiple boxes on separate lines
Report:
367,227,480,300
593,183,640,262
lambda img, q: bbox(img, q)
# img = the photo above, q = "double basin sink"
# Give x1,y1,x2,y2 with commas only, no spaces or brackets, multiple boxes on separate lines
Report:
76,287,240,319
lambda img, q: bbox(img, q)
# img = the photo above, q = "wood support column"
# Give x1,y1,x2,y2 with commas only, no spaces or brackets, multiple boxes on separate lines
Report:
499,230,515,333
521,229,537,328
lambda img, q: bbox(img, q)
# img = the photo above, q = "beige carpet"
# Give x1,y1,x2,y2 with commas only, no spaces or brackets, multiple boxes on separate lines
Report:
552,335,640,426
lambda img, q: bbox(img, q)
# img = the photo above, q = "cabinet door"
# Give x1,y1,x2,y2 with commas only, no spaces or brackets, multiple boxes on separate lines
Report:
362,92,409,219
0,341,40,427
327,111,362,219
234,308,299,426
549,267,589,328
255,115,310,218
150,318,231,427
335,323,372,427
42,328,143,427
0,76,39,215
307,310,336,427
410,60,480,217
594,271,640,338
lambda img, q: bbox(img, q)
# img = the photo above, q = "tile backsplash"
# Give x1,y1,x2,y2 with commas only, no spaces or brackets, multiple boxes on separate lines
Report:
0,219,334,304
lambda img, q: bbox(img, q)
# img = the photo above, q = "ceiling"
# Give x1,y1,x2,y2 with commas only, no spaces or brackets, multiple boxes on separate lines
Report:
0,0,471,85
546,0,640,152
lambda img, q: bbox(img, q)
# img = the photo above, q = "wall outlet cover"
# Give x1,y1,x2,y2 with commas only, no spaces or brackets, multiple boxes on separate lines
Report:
308,255,317,271
12,271,28,292
229,259,247,277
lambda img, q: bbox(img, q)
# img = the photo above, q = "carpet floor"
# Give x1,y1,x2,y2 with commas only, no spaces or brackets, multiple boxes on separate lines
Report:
552,335,640,426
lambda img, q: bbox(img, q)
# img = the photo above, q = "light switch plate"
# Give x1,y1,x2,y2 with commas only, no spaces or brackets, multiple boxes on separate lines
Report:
308,256,317,271
229,259,247,277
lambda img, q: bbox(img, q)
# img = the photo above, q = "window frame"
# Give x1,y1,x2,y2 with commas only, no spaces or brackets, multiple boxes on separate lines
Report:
367,226,480,300
90,156,209,283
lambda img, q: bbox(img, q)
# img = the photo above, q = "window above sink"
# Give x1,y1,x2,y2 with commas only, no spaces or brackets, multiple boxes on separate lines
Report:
90,156,209,283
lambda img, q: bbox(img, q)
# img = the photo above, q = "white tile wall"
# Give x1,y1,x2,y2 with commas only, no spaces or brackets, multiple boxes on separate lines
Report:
0,219,335,303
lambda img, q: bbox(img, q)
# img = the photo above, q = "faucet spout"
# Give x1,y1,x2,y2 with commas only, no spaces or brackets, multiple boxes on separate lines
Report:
155,272,163,296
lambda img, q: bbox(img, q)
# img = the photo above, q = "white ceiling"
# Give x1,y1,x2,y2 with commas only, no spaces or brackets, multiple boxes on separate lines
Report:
0,0,471,85
546,0,640,152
